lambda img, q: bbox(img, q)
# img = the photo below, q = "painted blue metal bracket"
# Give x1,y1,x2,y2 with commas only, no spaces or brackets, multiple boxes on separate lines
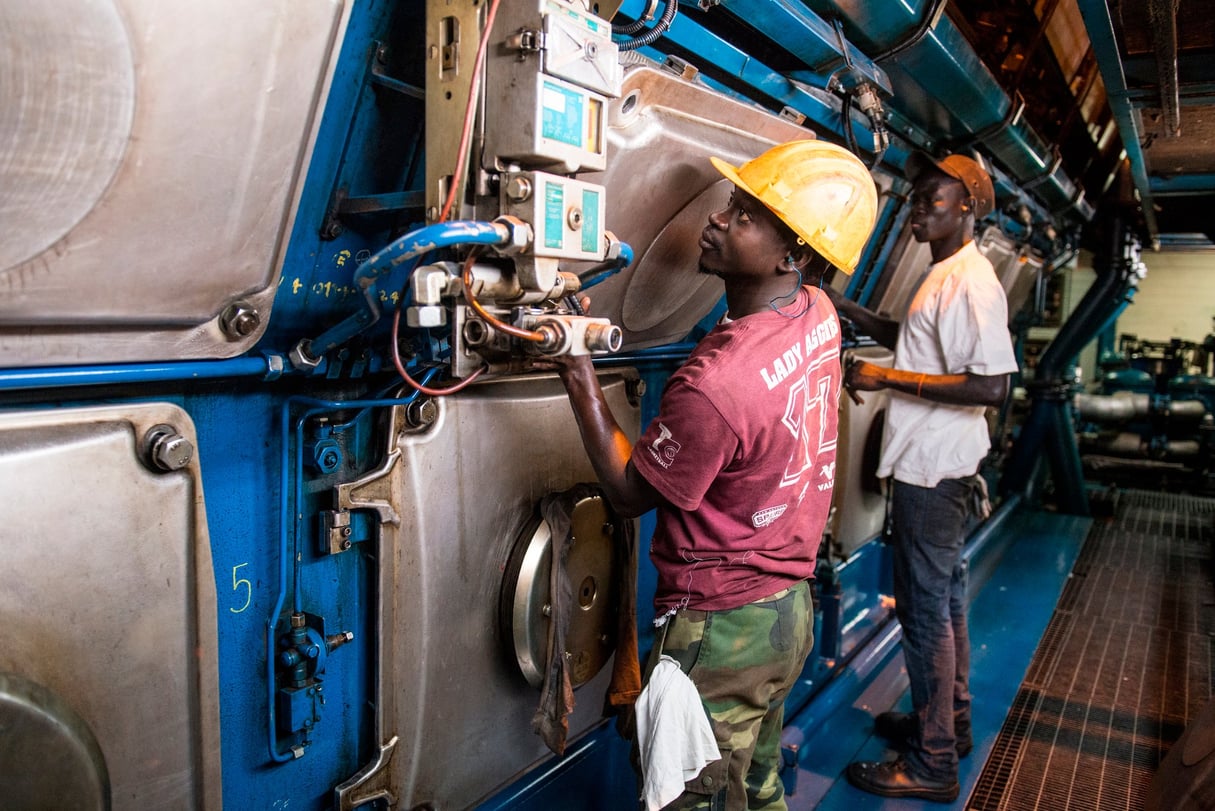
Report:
851,203,911,307
267,374,438,763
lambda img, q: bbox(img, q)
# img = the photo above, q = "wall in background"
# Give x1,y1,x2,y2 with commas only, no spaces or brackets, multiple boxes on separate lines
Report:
1116,250,1215,344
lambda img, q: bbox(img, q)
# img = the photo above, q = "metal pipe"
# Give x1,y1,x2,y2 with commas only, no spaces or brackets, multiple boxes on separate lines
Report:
1075,392,1208,423
1148,0,1182,138
1075,391,1148,421
1076,0,1160,236
811,0,1086,217
267,375,437,763
0,354,285,392
1081,432,1202,459
1043,400,1090,515
1037,231,1135,379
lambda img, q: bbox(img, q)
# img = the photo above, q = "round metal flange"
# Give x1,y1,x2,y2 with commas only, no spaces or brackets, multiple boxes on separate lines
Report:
502,494,620,688
1,0,135,271
620,182,727,333
0,672,109,810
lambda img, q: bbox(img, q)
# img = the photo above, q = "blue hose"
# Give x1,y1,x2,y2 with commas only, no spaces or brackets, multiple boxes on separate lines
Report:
579,240,635,289
302,220,512,362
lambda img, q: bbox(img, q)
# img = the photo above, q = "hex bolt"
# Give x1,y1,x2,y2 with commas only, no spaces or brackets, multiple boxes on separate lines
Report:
320,218,344,240
220,302,261,340
405,398,438,428
143,424,194,472
567,207,583,230
505,176,533,203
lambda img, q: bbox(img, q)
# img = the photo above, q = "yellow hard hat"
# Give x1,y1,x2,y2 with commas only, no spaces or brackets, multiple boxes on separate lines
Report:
710,140,878,274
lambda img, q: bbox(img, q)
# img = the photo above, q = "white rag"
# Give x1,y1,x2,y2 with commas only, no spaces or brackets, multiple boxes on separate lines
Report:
635,655,721,811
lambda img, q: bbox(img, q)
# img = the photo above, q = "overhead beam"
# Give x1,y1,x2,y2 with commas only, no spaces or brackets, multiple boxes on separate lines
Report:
1075,0,1160,237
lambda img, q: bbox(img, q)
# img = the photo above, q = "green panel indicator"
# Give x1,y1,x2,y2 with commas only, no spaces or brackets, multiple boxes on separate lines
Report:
542,81,585,148
581,188,601,254
544,182,565,250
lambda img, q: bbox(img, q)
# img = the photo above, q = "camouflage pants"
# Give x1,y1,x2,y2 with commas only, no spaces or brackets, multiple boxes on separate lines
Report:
652,581,814,811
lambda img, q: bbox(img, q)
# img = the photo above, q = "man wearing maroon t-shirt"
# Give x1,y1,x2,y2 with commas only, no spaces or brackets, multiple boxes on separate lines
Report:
544,140,877,810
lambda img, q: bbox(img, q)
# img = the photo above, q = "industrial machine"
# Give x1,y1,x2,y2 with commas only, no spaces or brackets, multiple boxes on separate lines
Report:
2,0,1210,808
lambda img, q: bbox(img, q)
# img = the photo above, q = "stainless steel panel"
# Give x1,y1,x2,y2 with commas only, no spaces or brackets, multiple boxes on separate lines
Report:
830,346,894,557
0,0,134,270
977,226,1041,324
369,371,640,810
0,0,345,365
875,237,934,321
0,672,109,809
878,226,1038,325
0,403,221,809
583,65,818,349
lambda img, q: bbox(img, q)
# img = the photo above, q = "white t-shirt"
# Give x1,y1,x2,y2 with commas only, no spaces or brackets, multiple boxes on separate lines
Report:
878,240,1019,487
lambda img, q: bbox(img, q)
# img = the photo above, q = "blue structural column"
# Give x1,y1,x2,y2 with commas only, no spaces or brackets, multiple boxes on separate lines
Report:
1001,211,1142,514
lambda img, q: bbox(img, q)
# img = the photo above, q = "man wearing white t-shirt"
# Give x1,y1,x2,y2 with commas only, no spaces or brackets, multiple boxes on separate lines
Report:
828,152,1019,802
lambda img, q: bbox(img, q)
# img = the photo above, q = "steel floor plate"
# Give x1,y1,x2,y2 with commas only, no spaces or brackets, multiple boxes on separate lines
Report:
968,489,1215,811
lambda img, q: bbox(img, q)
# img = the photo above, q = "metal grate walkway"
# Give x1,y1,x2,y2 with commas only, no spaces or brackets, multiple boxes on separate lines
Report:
968,490,1215,810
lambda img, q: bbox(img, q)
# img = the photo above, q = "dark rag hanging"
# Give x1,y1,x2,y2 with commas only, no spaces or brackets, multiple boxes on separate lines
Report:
532,485,642,755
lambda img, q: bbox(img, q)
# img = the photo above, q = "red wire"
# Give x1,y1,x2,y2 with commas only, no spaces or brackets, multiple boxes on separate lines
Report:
438,0,502,223
390,302,486,395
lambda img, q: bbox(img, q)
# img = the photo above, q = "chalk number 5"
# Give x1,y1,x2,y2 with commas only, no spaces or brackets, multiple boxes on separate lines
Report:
230,562,252,614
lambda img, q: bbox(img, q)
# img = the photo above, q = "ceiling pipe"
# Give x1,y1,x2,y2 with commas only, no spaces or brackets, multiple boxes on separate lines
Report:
1148,0,1182,138
805,0,1091,219
611,0,1092,220
1075,0,1160,238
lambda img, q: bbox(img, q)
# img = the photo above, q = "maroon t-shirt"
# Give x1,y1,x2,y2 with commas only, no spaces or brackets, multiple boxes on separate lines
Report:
632,287,842,612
